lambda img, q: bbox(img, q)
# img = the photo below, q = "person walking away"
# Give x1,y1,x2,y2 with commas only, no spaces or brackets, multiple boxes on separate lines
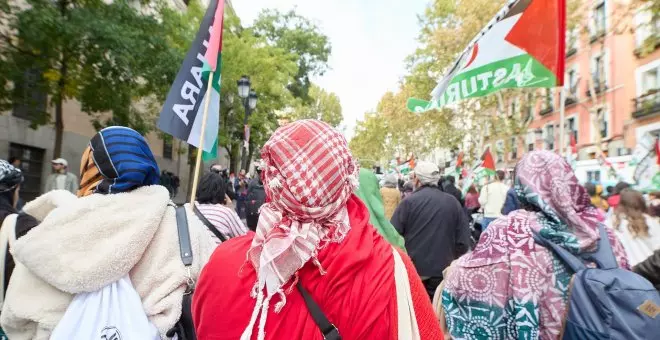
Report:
391,162,471,299
1,126,216,339
478,170,508,229
440,176,464,207
44,158,78,194
607,181,630,210
608,189,660,266
355,168,405,250
501,184,520,215
380,173,401,220
585,182,609,213
464,185,480,213
441,151,630,339
194,172,248,242
0,160,40,338
193,120,442,340
245,166,266,231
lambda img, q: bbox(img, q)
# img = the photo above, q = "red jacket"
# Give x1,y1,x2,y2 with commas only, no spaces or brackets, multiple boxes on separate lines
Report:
193,195,442,339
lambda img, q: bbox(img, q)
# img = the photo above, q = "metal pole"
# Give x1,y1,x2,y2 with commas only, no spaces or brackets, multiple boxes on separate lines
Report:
558,87,566,157
240,98,249,171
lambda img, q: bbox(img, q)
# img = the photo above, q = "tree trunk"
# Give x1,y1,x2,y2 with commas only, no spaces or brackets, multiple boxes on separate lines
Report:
53,59,66,158
53,0,68,159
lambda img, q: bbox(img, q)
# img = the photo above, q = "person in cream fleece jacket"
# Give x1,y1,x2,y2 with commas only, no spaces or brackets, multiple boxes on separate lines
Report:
0,126,217,340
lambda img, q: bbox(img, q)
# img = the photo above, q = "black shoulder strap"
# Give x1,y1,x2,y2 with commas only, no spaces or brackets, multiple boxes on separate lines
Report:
192,204,227,243
296,281,341,340
175,205,193,267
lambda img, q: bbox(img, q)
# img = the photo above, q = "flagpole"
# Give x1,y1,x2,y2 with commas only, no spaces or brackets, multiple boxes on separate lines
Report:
558,87,566,157
190,72,215,205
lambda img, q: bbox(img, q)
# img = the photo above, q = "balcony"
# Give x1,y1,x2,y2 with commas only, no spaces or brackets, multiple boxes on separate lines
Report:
633,90,660,118
539,105,554,116
590,29,606,43
585,81,607,97
566,46,577,58
565,85,578,106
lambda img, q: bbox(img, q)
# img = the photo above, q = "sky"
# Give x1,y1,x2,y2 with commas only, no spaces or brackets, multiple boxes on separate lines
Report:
231,0,430,139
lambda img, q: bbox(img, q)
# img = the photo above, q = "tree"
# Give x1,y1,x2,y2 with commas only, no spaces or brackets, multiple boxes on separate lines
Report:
252,9,331,103
288,85,342,127
0,0,183,157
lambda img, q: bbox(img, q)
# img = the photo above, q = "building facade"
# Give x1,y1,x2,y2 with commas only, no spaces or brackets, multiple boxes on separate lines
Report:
481,0,658,186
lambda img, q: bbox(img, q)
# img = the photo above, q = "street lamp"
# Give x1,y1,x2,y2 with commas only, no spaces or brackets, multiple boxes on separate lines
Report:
248,90,258,110
237,76,250,99
237,76,257,172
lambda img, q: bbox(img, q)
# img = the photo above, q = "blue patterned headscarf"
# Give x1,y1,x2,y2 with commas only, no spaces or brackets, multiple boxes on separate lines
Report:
78,126,160,196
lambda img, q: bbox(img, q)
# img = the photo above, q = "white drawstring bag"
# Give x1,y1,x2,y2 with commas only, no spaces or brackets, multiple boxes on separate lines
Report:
50,275,160,340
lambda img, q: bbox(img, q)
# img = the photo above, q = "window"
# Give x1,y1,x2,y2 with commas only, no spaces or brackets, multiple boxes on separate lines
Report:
8,143,45,202
540,89,554,114
496,140,504,163
587,170,601,183
163,138,173,160
592,2,606,39
510,137,518,160
567,116,578,144
592,54,607,89
526,131,535,152
596,107,609,139
567,68,579,96
13,68,47,120
641,68,659,94
545,124,555,150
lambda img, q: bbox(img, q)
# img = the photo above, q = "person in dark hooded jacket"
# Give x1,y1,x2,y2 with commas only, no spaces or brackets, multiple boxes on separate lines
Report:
0,160,39,305
440,176,464,207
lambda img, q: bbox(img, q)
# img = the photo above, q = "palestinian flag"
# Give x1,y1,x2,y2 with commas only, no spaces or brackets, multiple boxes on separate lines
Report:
407,0,565,112
157,0,225,161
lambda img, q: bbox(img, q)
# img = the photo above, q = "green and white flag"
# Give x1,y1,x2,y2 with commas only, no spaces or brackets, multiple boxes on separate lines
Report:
408,0,566,112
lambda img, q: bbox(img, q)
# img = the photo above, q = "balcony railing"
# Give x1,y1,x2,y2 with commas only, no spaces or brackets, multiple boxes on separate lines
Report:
566,46,577,58
585,81,607,97
633,90,660,118
565,85,578,106
590,29,606,43
539,105,554,116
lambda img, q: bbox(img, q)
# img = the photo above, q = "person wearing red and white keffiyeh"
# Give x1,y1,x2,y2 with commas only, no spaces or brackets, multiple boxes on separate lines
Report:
192,120,442,340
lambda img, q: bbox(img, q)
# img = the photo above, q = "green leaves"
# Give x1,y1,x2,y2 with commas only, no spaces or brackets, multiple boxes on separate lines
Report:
287,85,342,127
252,9,331,103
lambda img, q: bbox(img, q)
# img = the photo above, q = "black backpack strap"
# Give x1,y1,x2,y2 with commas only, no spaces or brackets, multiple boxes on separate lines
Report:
192,204,227,243
296,281,341,340
175,205,193,267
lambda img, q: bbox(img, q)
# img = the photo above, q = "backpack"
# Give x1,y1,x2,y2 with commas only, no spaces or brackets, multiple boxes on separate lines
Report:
533,224,660,340
50,277,159,339
246,182,266,217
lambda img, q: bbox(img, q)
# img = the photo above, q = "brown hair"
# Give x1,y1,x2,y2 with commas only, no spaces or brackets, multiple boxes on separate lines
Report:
613,189,649,238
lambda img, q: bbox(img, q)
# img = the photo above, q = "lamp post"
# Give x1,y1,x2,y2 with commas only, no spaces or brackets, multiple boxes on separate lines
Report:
237,75,258,172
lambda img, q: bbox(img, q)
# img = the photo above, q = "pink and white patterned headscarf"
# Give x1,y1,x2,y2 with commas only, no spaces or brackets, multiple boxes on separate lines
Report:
241,120,359,340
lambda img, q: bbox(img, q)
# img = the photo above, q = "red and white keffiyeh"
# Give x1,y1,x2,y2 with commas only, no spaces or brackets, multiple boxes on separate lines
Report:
241,120,359,340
